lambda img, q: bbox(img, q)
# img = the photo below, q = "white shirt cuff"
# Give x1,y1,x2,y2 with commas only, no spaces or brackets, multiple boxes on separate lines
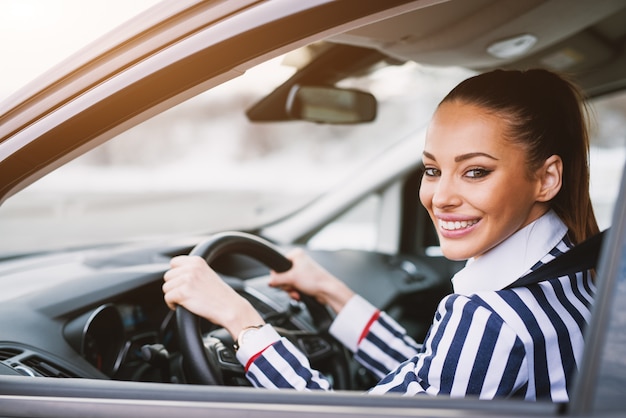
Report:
235,324,281,367
329,294,378,352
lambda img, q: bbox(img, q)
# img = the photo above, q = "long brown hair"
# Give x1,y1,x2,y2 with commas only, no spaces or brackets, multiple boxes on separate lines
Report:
440,69,599,244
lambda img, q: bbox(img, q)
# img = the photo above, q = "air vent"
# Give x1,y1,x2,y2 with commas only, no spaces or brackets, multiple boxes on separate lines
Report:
0,347,22,361
21,356,77,378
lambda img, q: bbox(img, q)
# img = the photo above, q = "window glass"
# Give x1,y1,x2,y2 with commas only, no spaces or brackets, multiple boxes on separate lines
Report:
0,55,471,257
308,194,382,251
4,51,621,259
589,91,626,229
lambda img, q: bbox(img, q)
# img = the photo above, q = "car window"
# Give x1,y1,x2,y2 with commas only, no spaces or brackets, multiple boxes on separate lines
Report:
308,193,381,251
1,56,624,258
0,56,471,257
589,90,626,230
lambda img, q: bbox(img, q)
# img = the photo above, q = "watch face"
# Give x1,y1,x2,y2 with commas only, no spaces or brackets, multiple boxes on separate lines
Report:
237,325,263,350
240,328,257,346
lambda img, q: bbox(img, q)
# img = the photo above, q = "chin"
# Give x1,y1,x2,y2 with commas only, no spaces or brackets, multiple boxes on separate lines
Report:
440,245,473,262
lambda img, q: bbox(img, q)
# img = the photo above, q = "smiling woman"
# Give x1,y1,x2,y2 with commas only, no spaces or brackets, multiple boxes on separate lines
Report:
420,100,552,261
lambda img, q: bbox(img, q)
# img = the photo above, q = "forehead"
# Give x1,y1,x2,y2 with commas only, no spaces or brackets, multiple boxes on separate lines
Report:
424,101,518,157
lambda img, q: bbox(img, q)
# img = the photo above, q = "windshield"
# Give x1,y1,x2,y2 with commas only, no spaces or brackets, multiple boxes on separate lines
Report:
0,56,475,257
1,50,624,258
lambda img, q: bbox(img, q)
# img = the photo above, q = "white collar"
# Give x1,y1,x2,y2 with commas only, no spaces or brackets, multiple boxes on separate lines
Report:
451,210,568,296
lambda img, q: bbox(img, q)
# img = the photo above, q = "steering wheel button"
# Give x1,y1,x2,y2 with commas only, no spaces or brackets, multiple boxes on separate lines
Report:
218,349,238,365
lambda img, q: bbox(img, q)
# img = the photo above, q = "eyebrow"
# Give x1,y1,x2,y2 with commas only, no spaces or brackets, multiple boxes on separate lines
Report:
422,151,499,162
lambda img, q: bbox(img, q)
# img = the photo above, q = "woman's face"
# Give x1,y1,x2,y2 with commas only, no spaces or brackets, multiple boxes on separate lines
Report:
419,101,548,260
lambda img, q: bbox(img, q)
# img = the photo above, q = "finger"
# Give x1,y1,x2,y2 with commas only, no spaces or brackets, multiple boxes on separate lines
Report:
284,247,305,262
163,268,176,282
163,265,186,282
162,285,179,310
161,278,176,293
269,282,300,300
268,269,290,286
287,289,301,301
170,255,208,270
169,255,190,267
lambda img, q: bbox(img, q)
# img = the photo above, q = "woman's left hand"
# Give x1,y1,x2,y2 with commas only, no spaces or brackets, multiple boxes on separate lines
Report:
162,255,264,339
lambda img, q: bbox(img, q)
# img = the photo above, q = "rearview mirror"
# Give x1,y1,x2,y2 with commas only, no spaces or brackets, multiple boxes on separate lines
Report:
286,85,377,124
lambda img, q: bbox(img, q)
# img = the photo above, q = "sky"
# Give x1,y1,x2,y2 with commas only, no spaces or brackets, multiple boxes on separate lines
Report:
0,0,162,98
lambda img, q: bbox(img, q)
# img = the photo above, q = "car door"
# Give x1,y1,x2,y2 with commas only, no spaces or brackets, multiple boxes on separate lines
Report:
568,164,626,416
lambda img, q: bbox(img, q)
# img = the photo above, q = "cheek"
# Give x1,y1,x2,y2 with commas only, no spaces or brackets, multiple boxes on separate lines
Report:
477,177,536,218
418,181,432,209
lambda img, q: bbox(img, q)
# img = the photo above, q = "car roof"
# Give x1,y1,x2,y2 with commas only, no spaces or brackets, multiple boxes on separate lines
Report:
330,0,626,97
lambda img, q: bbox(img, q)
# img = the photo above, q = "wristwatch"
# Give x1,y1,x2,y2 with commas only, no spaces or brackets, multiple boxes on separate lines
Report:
234,324,264,351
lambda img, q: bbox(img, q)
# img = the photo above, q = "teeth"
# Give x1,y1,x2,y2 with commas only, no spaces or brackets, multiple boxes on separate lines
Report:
439,219,478,231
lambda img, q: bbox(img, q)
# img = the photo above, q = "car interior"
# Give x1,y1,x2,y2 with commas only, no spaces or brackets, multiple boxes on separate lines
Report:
0,0,625,416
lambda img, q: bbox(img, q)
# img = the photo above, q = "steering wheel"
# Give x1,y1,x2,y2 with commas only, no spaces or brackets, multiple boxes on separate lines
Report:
176,231,350,387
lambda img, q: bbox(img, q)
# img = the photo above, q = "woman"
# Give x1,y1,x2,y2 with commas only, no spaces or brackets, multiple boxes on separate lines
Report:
162,69,599,401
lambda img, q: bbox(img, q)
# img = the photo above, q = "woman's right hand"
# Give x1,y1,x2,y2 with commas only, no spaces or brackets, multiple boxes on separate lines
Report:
269,248,354,314
162,255,264,340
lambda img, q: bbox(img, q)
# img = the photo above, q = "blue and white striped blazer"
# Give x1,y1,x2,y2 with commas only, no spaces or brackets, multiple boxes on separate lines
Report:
245,236,595,401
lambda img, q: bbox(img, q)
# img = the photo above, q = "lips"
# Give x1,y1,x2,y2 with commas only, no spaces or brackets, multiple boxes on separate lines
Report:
438,218,479,231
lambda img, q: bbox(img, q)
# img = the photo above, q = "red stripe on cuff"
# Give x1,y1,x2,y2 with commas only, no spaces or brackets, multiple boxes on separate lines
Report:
244,343,275,372
358,310,380,345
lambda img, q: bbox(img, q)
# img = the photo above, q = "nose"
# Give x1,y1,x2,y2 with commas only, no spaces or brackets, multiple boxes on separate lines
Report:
431,174,462,209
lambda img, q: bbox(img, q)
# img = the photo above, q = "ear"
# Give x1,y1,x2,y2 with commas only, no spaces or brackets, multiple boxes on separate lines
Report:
535,155,563,202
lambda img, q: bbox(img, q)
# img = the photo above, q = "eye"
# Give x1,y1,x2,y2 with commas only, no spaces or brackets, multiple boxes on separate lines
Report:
465,168,491,179
423,167,441,177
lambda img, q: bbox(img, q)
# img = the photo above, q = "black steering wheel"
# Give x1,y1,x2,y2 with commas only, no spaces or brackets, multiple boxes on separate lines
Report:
176,231,349,387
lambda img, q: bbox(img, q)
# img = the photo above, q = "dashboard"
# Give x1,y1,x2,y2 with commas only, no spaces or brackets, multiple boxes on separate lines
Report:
0,238,456,389
63,300,174,380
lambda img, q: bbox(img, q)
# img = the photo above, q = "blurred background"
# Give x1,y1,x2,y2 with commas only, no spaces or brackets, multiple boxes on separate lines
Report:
0,0,161,98
0,0,624,257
